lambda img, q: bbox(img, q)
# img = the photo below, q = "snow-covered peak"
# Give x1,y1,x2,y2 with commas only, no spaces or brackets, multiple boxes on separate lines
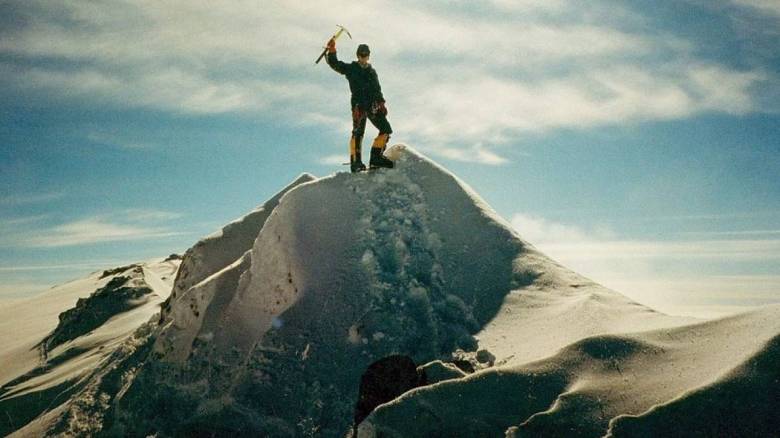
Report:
8,145,772,438
40,145,678,437
156,145,532,362
155,145,670,372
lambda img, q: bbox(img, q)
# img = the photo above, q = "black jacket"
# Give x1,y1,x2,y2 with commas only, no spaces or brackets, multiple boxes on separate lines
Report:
326,52,385,109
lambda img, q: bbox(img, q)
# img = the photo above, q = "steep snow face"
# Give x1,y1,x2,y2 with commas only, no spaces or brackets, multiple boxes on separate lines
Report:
179,145,682,367
139,145,686,436
187,145,538,365
153,173,315,362
161,173,315,320
131,145,553,436
154,252,251,362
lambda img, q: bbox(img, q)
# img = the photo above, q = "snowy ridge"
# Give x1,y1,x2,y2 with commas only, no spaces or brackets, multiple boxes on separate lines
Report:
606,317,780,437
3,145,778,437
38,265,153,355
154,252,251,362
0,258,180,437
161,172,315,321
153,172,314,363
120,145,695,437
163,144,547,365
360,304,780,437
154,173,315,362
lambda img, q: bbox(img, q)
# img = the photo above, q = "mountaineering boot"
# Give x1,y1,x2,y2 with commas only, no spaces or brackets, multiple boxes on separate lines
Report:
350,135,366,173
369,133,393,169
370,148,393,169
351,160,367,173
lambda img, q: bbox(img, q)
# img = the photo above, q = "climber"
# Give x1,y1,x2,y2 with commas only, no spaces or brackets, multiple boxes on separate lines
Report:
325,39,394,173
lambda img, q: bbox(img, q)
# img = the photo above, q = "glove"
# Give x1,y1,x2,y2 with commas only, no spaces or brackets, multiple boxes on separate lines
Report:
372,100,387,116
327,38,336,54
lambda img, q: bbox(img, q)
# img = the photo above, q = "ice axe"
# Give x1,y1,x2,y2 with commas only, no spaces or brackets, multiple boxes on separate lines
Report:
315,25,352,64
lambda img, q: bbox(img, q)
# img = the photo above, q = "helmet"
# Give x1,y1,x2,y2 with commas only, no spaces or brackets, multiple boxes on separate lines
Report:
356,44,370,57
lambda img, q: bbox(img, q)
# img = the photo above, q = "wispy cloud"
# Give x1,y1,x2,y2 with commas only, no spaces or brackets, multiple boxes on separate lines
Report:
0,192,65,206
677,229,780,237
635,210,780,222
513,213,780,262
12,64,279,115
122,209,184,222
539,239,780,261
732,0,780,16
17,218,183,247
0,0,774,164
511,213,780,317
1,209,186,248
0,214,49,228
428,144,512,165
512,213,612,245
393,64,760,148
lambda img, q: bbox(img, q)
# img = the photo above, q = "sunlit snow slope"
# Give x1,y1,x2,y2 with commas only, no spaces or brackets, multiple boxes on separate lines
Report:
0,258,180,437
2,145,777,438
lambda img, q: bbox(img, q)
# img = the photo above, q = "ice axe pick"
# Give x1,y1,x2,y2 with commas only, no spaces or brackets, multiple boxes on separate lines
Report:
315,25,352,64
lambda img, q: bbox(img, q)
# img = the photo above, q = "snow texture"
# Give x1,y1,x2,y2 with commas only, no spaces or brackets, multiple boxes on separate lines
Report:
0,258,179,437
110,145,700,436
2,145,779,437
154,172,314,362
359,305,780,438
160,172,315,320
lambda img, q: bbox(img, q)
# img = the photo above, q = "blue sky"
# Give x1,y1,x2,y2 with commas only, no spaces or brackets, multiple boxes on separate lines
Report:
1,0,778,316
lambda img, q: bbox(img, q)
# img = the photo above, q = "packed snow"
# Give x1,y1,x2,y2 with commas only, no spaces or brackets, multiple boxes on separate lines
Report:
1,145,778,437
0,258,180,436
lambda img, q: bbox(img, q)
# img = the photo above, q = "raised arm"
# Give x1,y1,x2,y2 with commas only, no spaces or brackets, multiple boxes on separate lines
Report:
325,39,349,75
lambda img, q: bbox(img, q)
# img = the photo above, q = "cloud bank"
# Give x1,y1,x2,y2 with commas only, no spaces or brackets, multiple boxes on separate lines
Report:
1,0,776,164
511,213,780,317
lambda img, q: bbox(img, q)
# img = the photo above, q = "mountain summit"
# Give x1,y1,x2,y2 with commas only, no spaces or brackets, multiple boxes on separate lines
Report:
2,145,778,437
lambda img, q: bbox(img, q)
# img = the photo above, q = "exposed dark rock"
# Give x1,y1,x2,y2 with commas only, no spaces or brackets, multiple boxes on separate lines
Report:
100,264,142,279
38,275,153,355
353,355,428,436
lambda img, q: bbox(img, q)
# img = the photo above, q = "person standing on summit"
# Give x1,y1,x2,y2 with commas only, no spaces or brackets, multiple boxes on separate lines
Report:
326,39,394,173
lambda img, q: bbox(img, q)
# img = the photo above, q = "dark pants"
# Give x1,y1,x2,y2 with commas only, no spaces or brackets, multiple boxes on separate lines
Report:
352,105,392,142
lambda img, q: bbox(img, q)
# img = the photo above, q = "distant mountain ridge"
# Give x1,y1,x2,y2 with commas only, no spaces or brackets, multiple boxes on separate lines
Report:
0,258,180,437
